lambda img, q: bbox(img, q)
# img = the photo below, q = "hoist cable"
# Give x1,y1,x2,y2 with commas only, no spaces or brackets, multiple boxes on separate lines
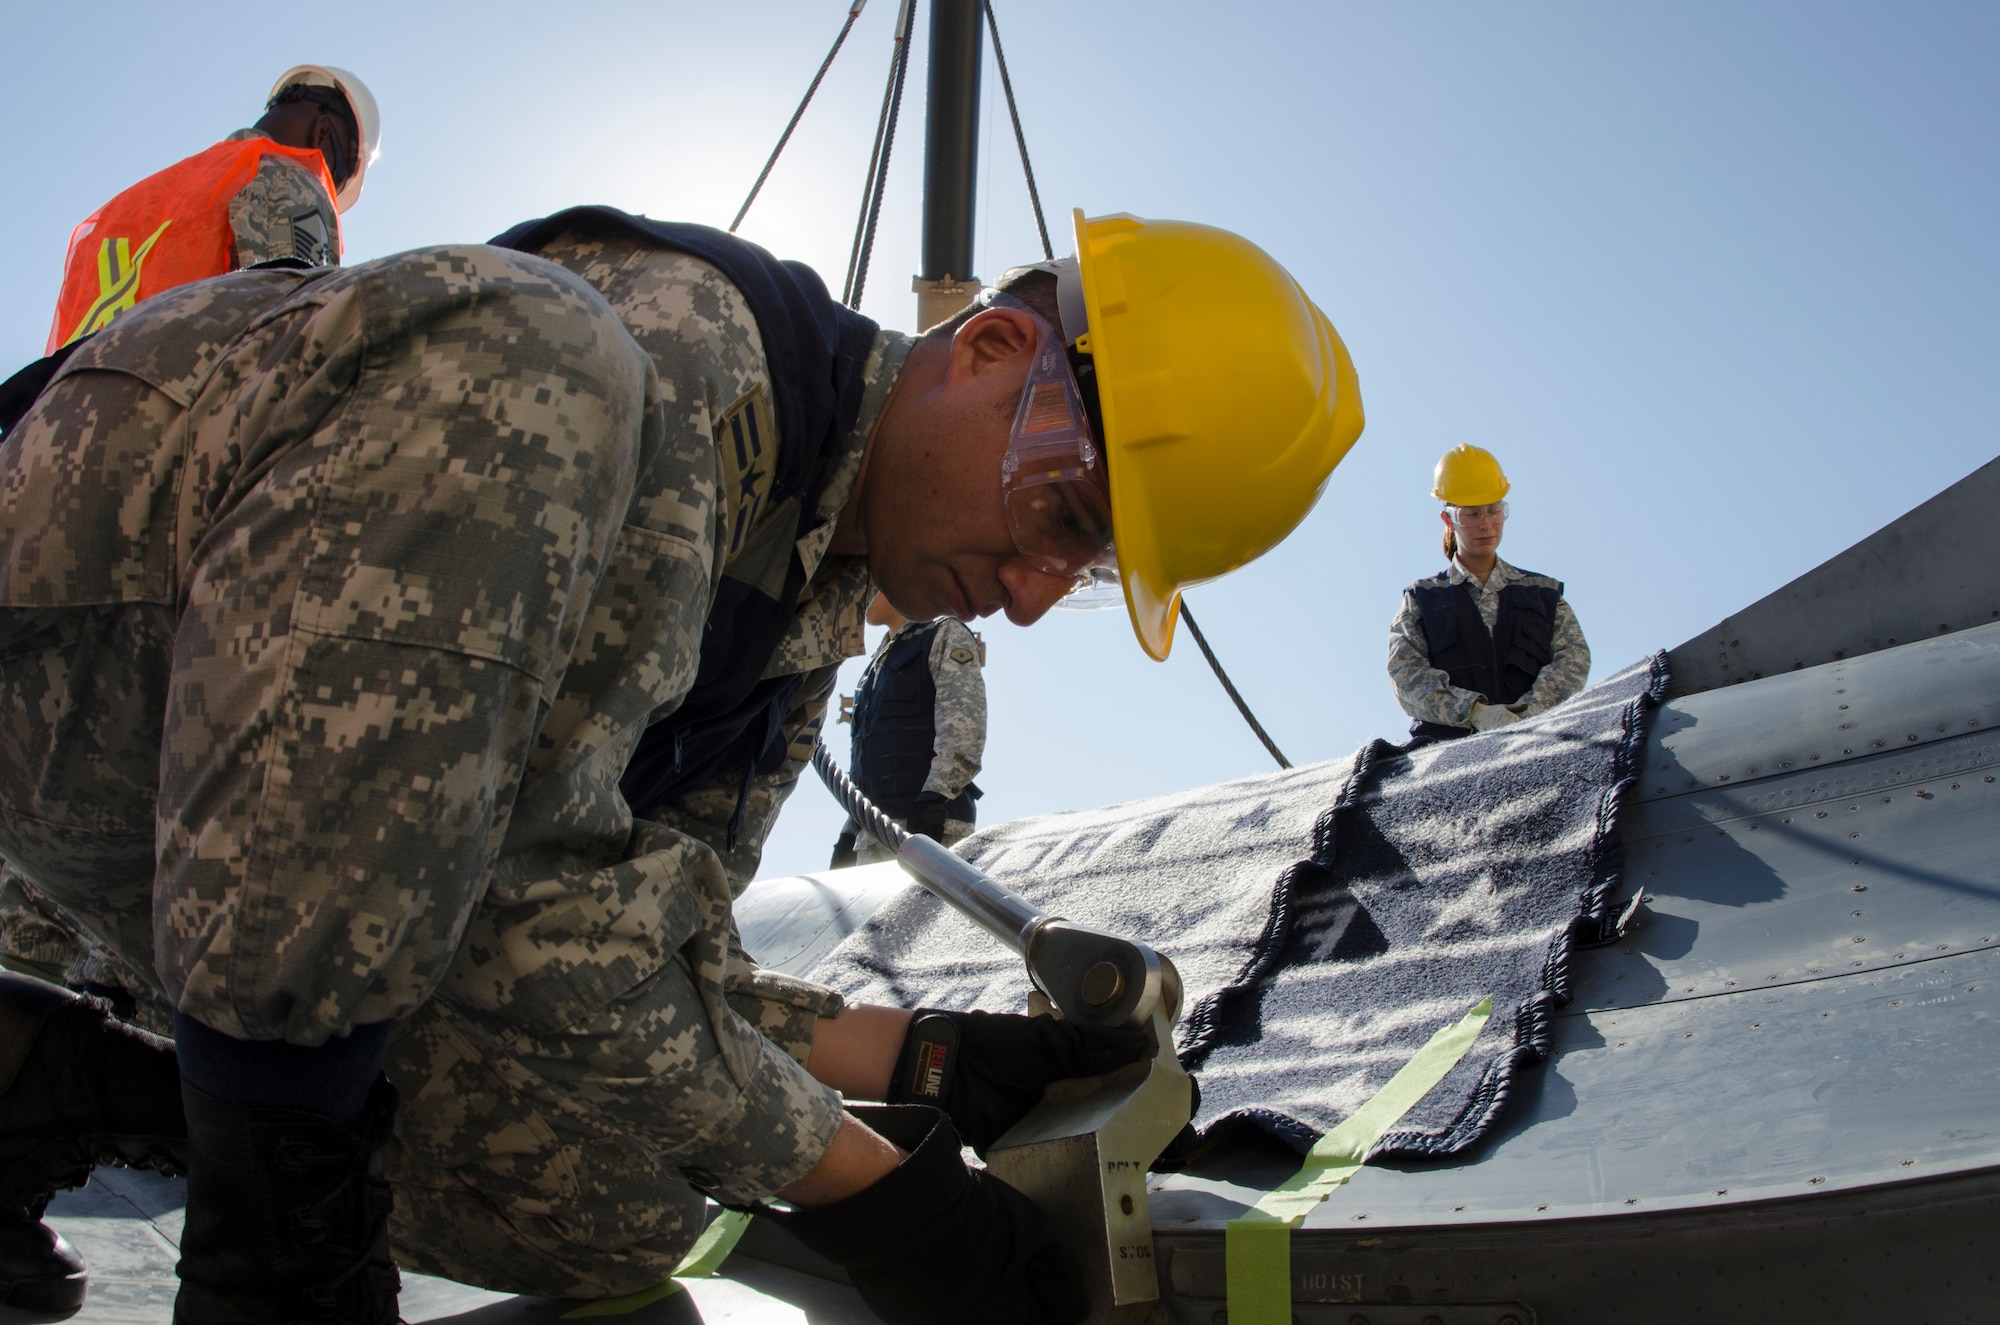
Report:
842,28,902,302
1179,602,1293,769
731,1,870,234
844,0,917,307
981,1,1053,261
813,740,910,853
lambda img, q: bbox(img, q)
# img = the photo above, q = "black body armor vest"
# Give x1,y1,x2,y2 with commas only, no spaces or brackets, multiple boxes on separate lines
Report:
850,623,979,823
490,207,878,833
1407,571,1561,740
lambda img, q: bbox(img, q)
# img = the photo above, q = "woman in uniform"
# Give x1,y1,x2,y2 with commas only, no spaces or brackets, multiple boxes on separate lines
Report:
1387,445,1590,740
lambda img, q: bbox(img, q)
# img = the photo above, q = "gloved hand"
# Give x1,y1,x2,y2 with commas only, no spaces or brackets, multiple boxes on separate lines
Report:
905,794,950,840
1468,701,1524,732
771,1105,1087,1325
888,1008,1151,1155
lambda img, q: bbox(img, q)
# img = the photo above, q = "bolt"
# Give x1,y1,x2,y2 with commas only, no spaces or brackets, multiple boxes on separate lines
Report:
1121,1193,1136,1216
1080,961,1125,1008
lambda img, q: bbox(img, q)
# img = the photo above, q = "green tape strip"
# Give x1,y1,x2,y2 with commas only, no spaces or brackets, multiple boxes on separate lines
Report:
1225,996,1493,1325
560,1210,753,1318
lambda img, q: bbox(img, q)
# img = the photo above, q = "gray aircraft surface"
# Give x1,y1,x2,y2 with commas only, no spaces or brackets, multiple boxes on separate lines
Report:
734,451,2000,1325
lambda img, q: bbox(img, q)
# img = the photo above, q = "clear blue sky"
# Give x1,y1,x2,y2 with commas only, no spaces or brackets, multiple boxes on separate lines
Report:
3,1,1995,880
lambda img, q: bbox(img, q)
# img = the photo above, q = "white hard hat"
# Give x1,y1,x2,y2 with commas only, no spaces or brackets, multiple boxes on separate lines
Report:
268,64,381,211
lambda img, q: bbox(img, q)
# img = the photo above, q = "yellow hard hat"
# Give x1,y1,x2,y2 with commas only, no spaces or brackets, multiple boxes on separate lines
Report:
1431,444,1510,507
1071,211,1364,660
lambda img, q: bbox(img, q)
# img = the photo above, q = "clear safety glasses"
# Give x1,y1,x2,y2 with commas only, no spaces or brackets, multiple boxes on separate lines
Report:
1447,500,1509,528
983,292,1122,609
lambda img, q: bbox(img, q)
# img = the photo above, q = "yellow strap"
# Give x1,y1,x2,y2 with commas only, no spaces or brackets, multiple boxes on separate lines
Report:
1225,996,1493,1325
559,1209,753,1318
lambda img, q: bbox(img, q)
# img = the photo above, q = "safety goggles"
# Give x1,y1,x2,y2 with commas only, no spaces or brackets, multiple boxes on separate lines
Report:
981,291,1121,607
1446,500,1509,528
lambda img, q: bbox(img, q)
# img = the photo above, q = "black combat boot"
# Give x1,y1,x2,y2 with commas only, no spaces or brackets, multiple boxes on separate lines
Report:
0,971,188,1313
172,1077,400,1324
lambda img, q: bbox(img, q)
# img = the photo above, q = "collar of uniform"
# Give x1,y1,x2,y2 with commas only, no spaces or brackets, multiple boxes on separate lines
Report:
1449,555,1519,590
794,328,917,584
227,127,274,143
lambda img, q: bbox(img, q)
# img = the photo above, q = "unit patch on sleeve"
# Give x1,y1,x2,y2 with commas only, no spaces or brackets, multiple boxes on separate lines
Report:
717,386,779,559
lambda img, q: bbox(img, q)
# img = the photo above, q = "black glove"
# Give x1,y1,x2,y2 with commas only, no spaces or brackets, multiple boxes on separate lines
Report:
888,1008,1151,1155
905,794,950,840
829,830,858,870
771,1105,1087,1325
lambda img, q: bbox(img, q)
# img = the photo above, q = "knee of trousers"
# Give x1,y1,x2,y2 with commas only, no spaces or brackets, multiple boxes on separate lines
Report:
380,979,845,1295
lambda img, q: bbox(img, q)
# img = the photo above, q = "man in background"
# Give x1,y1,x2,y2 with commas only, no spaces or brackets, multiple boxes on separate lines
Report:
834,594,987,866
44,63,380,353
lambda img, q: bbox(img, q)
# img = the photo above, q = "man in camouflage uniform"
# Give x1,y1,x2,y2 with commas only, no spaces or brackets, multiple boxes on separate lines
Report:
0,211,1139,1323
834,594,987,866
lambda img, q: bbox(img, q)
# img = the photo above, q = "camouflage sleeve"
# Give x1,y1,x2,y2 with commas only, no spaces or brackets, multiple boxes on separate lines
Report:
647,664,841,898
227,155,340,270
1519,597,1592,716
922,620,985,799
1387,590,1482,727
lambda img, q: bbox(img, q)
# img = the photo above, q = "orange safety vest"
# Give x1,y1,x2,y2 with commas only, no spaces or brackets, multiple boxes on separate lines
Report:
46,137,341,355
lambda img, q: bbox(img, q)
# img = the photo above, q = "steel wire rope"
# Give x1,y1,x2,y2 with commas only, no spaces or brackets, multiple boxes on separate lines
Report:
814,740,910,852
981,0,1053,261
730,1,871,233
981,2,1294,770
843,0,917,307
1177,604,1292,769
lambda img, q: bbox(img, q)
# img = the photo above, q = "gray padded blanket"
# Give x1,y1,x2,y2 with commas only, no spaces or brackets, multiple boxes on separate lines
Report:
811,654,1668,1157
